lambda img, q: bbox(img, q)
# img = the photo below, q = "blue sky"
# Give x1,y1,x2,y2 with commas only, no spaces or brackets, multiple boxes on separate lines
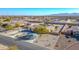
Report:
0,8,79,16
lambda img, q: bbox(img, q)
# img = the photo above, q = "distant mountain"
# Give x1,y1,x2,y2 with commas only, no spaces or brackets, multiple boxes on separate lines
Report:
50,13,79,16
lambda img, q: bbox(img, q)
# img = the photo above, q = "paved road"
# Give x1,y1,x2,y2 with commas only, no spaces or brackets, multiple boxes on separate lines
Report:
0,35,48,50
27,21,79,26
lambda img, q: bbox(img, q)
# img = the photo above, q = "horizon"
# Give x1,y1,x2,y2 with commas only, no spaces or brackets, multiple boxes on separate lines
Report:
0,8,79,16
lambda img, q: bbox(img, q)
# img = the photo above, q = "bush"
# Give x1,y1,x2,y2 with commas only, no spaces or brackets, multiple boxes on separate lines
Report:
4,18,12,22
15,22,23,27
5,25,14,30
0,21,3,26
33,26,49,34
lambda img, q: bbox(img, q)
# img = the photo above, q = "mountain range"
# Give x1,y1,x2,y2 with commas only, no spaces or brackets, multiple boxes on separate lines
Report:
50,13,79,16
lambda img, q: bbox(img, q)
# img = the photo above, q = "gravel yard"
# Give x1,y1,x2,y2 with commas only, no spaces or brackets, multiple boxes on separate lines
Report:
34,34,59,49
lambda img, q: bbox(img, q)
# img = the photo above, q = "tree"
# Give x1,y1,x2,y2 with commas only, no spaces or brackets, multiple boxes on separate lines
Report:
1,23,8,28
33,26,49,34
